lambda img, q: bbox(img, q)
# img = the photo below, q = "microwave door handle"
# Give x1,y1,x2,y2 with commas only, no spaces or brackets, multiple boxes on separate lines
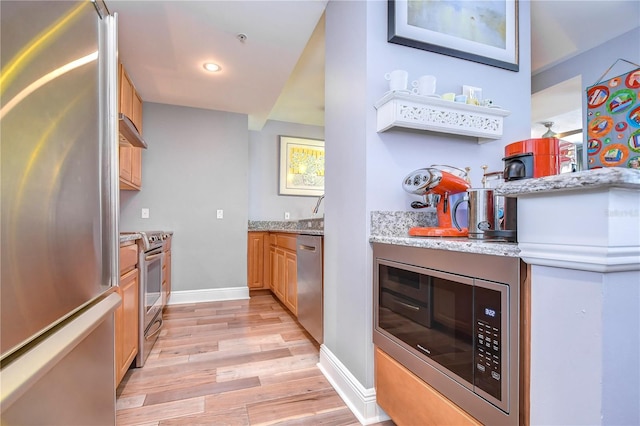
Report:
396,300,420,311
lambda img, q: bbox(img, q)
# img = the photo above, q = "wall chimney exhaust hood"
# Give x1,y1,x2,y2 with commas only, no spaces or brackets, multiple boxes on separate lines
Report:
118,113,147,149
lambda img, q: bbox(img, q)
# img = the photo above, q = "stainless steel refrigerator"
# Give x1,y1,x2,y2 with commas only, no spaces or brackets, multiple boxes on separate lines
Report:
1,1,120,424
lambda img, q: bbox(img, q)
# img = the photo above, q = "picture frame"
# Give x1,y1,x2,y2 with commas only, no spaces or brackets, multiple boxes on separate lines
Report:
278,136,325,196
388,0,519,72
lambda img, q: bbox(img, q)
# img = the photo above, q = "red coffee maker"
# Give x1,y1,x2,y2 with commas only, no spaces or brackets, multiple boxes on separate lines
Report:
503,137,561,180
402,167,470,237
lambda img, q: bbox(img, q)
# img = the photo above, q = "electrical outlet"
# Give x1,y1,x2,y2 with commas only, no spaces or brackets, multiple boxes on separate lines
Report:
284,212,290,220
141,208,149,219
216,209,223,219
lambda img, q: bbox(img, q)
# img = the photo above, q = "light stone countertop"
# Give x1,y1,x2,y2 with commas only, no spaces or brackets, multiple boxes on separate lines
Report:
248,219,324,236
119,233,141,244
496,167,640,196
369,211,520,257
369,168,640,257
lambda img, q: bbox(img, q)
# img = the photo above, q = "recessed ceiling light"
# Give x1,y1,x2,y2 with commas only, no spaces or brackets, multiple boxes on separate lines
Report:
203,62,221,72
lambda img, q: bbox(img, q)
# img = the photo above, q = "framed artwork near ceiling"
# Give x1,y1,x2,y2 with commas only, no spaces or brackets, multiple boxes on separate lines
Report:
279,136,325,196
388,0,519,72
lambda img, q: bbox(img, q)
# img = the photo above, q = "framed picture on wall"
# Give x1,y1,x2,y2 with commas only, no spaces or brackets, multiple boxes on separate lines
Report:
279,136,325,196
388,0,519,72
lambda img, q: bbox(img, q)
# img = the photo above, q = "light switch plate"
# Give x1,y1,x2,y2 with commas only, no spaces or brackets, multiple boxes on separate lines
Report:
141,208,149,219
216,209,223,219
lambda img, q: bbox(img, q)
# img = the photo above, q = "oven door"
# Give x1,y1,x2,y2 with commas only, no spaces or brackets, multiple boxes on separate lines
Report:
136,246,164,367
142,247,163,329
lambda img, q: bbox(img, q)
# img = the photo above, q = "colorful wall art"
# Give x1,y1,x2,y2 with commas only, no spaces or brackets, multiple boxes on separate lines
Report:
586,66,640,170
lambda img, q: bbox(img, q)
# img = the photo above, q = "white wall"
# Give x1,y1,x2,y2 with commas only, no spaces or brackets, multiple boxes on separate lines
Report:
120,102,249,292
532,27,640,96
532,26,640,165
248,120,325,220
323,0,531,395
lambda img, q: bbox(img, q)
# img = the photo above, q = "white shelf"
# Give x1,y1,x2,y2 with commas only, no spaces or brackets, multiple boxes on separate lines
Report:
374,91,511,142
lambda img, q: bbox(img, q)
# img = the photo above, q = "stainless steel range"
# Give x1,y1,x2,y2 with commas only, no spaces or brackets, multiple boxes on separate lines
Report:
123,231,170,367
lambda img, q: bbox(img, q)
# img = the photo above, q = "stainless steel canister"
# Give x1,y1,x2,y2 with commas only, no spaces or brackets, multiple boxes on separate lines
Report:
458,188,496,239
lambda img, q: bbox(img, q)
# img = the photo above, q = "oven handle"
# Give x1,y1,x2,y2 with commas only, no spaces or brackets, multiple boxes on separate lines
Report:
145,317,163,341
145,252,163,262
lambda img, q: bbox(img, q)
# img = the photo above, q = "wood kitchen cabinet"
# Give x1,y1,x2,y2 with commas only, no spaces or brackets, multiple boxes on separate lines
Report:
116,241,139,387
119,63,143,191
247,232,270,289
266,233,297,316
284,250,297,315
162,234,172,308
375,347,481,425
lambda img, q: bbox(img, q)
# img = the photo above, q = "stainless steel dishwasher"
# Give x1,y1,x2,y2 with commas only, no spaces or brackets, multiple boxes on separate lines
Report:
296,234,323,344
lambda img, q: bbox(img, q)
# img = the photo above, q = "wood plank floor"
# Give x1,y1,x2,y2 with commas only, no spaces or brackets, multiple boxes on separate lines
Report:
116,290,393,426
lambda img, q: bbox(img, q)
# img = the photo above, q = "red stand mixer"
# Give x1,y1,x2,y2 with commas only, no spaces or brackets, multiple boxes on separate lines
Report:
402,167,470,237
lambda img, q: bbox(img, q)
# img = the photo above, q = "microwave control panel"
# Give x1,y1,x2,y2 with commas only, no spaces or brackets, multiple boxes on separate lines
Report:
474,286,503,400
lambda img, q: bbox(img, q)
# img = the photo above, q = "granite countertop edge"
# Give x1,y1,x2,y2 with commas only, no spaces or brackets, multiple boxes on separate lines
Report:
119,233,142,244
249,220,324,236
496,167,640,196
370,235,521,257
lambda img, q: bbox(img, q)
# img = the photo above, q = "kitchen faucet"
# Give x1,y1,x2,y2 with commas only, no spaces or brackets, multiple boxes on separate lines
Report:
312,194,324,215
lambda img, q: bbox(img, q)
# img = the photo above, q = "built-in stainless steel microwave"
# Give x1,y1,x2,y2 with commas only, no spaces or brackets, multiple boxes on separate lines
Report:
373,243,523,425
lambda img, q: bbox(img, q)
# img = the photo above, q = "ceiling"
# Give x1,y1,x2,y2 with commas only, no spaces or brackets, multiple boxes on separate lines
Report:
110,1,639,135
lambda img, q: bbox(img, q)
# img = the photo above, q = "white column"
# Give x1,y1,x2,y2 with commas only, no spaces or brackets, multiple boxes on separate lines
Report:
511,179,640,425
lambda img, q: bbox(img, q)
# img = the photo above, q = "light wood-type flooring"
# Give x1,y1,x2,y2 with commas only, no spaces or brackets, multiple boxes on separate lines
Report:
116,290,393,426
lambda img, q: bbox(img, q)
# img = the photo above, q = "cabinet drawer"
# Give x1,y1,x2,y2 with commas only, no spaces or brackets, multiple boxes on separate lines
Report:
119,243,138,275
375,347,480,425
277,234,297,252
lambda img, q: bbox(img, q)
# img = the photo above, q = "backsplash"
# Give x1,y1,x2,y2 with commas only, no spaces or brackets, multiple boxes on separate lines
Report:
370,211,437,237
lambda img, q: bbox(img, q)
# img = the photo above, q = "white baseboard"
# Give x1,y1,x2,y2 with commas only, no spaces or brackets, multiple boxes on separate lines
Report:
167,286,249,305
318,345,390,425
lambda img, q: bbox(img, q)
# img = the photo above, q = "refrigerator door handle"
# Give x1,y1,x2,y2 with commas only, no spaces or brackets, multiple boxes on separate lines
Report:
0,292,121,410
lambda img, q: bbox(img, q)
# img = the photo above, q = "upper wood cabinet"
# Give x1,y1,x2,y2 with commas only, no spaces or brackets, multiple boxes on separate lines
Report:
119,64,134,124
119,63,143,191
132,91,143,134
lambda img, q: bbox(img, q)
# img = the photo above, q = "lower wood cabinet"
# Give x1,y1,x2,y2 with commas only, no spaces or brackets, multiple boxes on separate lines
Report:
284,250,297,315
375,347,480,426
247,232,269,289
116,242,139,387
270,234,297,315
248,232,297,316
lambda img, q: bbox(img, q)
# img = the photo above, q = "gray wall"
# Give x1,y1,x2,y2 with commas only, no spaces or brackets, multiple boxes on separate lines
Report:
324,0,532,389
248,120,325,220
120,102,249,292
